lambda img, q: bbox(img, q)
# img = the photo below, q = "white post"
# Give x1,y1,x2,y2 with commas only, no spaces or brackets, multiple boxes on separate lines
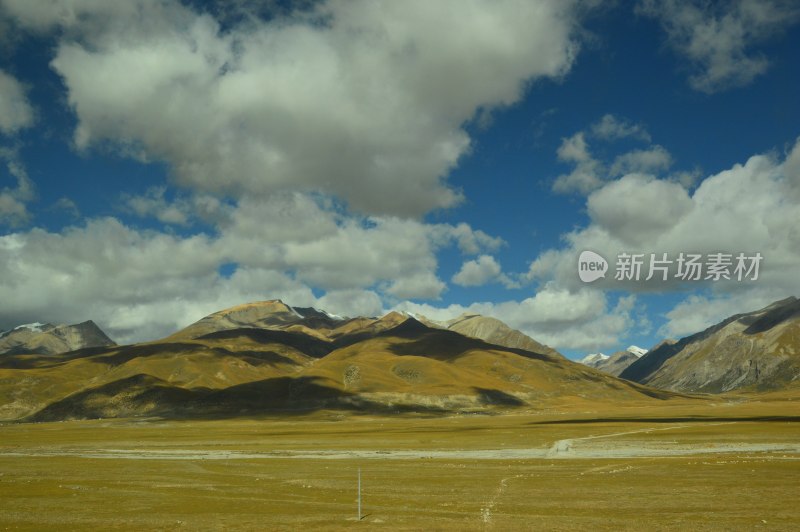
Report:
357,467,362,521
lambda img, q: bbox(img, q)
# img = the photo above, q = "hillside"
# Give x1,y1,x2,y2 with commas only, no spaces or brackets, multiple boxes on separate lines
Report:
0,301,678,421
621,297,800,392
445,314,562,358
0,321,115,356
580,346,647,376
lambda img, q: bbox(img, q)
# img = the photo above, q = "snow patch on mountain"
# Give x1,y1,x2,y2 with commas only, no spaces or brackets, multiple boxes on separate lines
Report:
626,345,647,358
580,353,609,365
319,308,345,321
15,322,47,332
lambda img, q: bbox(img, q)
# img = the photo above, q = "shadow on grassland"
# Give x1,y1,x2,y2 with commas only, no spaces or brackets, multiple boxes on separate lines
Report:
381,320,553,363
22,374,472,423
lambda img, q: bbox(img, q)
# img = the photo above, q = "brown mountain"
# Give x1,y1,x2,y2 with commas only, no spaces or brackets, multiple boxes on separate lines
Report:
445,314,562,358
589,350,640,377
621,297,800,393
0,300,679,421
0,320,115,356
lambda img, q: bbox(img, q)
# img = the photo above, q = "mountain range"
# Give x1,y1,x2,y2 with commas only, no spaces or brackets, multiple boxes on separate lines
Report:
579,346,648,376
0,300,673,421
1,296,798,422
0,321,115,356
621,297,800,393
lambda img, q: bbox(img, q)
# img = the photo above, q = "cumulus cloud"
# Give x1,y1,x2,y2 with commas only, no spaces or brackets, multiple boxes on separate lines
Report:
639,0,800,93
552,116,675,195
452,255,502,287
590,114,651,142
0,1,593,344
586,173,692,247
0,149,35,226
4,0,582,217
0,69,34,135
0,189,507,341
122,187,229,227
609,145,673,176
552,132,605,194
532,137,800,337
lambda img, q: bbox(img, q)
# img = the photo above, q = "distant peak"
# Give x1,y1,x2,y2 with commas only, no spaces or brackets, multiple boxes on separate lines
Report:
15,322,49,332
626,345,647,358
381,316,430,338
580,353,608,364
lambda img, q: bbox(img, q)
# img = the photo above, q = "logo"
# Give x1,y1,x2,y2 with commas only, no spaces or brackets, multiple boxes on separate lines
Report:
577,251,762,283
578,250,608,283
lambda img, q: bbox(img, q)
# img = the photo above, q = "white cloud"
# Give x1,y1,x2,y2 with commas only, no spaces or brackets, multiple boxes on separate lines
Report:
531,137,800,338
587,173,692,247
0,69,34,135
609,145,673,176
639,0,800,93
552,132,605,194
124,187,190,226
0,149,34,226
447,222,505,255
0,189,508,341
122,187,230,227
316,289,384,318
553,116,677,195
4,0,584,217
452,254,502,287
386,272,447,301
52,197,80,219
590,114,651,142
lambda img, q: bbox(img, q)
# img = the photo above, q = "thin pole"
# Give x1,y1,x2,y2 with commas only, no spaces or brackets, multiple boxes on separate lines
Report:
357,467,362,521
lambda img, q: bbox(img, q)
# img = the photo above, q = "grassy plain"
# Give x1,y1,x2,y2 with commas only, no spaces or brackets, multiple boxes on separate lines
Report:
1,395,799,531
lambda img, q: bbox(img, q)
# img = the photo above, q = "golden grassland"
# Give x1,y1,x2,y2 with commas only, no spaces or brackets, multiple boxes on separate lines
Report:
1,394,799,531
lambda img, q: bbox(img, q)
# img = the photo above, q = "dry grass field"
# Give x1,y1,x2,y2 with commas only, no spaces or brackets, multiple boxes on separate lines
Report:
1,394,799,531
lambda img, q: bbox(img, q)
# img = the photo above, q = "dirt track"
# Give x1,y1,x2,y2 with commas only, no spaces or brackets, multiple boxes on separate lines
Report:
3,423,799,460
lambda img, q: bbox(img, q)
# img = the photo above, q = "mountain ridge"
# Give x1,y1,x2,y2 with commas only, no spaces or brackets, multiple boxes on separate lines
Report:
0,300,677,422
621,297,800,392
0,320,116,356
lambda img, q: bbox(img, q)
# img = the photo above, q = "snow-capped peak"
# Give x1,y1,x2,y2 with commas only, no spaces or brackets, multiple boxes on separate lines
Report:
287,305,305,319
14,322,47,333
580,353,608,365
626,345,647,358
317,308,344,321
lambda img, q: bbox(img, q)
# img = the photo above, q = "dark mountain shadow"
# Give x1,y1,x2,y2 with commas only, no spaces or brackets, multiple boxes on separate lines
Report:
743,298,800,335
474,388,525,406
379,322,553,363
24,374,453,422
26,374,204,422
0,344,118,369
198,328,332,358
0,341,304,372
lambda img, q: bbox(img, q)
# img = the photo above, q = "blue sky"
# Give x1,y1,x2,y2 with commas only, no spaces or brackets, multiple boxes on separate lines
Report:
1,0,799,359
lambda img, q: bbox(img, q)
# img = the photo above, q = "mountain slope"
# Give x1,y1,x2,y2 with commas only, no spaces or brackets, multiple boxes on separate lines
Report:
0,301,685,422
0,320,115,356
581,346,647,377
621,297,800,392
446,314,562,358
580,353,608,365
592,351,640,377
